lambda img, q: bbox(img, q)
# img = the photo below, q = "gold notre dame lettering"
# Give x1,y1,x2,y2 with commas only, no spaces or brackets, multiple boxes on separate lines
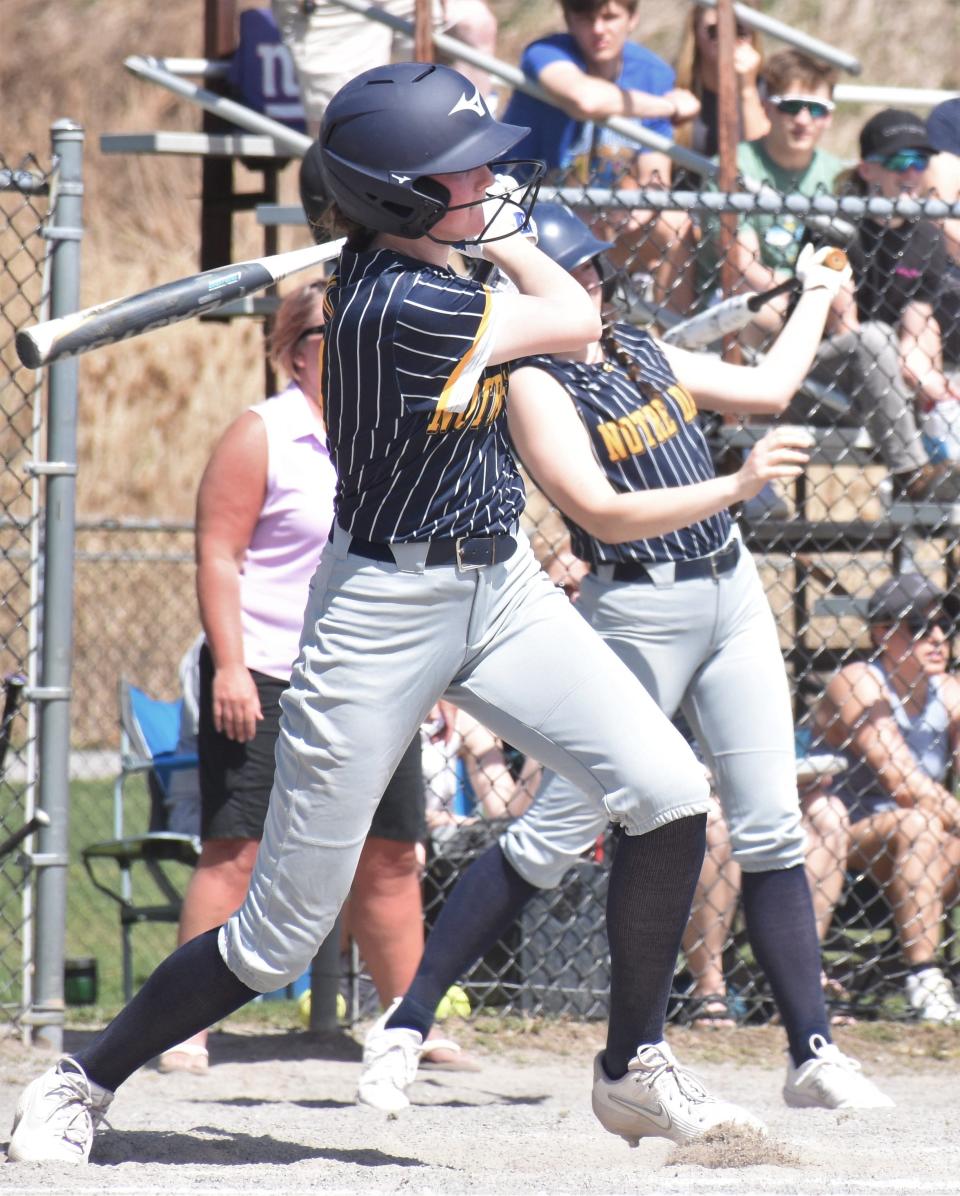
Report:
598,388,693,462
649,399,678,439
597,421,628,461
617,416,645,454
629,406,656,448
428,371,506,434
667,383,698,423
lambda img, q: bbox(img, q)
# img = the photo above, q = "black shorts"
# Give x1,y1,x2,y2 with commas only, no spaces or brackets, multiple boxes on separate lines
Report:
198,643,425,843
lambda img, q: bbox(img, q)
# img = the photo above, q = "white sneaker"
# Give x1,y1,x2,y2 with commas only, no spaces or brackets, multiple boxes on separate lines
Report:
591,1042,765,1146
8,1057,113,1164
784,1034,895,1110
905,967,960,1023
356,998,423,1113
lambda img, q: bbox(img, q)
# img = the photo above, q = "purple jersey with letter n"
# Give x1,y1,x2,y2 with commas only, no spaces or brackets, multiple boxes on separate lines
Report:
503,33,674,180
227,8,306,132
321,248,522,543
519,326,730,566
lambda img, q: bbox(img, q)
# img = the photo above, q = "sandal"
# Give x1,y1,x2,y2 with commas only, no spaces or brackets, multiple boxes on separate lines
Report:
822,973,859,1027
682,993,737,1029
158,1042,209,1075
419,1037,482,1072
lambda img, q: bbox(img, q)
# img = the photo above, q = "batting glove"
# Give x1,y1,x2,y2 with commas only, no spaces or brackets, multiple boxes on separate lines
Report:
459,174,538,259
795,243,852,298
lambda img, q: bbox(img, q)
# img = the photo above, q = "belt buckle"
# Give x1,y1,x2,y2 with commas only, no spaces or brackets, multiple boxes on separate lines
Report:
455,536,488,571
709,551,722,580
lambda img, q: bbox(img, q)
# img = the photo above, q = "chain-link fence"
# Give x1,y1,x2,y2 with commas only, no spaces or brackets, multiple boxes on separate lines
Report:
7,153,960,1029
414,169,960,1028
0,152,52,1032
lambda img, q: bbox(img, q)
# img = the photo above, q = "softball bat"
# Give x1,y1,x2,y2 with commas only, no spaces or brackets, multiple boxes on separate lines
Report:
663,248,848,351
0,810,50,861
16,239,345,369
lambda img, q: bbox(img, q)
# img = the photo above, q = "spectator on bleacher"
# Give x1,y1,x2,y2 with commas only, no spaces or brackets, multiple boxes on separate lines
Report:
501,0,698,300
671,0,768,181
421,700,540,835
159,283,467,1073
272,0,499,136
701,91,959,506
926,96,960,264
814,573,960,1023
682,766,852,1026
698,49,843,317
825,108,960,496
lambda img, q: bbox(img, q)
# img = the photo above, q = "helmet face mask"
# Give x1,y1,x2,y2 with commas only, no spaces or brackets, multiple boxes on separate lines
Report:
308,62,539,240
429,162,544,247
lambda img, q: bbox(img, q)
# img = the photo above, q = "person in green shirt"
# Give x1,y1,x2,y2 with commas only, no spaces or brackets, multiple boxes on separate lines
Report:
698,49,843,318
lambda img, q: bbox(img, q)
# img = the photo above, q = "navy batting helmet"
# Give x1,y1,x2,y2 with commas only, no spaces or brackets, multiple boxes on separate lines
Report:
310,62,533,239
534,201,619,301
534,202,613,273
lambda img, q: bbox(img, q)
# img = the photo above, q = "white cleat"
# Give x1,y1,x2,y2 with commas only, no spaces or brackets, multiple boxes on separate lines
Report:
905,966,960,1024
356,998,423,1113
591,1041,766,1146
7,1057,113,1164
784,1034,895,1109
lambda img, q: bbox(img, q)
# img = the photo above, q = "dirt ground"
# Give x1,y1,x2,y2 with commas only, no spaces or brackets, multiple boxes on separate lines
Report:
0,1018,958,1196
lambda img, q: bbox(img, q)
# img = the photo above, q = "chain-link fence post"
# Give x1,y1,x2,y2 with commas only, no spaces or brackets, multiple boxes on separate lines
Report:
30,120,84,1050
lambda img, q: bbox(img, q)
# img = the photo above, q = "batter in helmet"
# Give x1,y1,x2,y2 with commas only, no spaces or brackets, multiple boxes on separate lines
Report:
300,61,542,243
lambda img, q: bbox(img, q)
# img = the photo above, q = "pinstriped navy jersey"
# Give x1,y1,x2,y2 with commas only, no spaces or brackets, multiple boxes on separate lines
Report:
519,324,731,566
320,247,524,542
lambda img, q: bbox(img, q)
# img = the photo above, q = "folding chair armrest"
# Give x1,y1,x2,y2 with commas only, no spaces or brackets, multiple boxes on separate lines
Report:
82,833,200,905
154,751,200,772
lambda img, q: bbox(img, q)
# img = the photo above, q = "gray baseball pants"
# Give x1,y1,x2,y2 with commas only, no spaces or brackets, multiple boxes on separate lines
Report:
502,533,805,888
221,530,709,991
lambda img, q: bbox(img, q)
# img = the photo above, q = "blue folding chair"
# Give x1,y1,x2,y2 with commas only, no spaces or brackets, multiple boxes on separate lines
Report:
82,680,200,1001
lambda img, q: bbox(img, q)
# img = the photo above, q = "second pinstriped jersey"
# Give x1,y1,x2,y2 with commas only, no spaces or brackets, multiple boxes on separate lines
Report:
321,247,524,542
520,324,731,566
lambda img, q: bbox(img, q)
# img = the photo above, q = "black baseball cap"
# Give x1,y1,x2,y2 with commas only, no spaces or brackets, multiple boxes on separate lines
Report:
928,97,960,157
866,574,960,625
859,108,936,159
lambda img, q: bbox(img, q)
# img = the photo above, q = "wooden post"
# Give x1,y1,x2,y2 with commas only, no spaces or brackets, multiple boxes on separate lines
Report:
715,0,742,365
415,0,433,62
200,0,238,272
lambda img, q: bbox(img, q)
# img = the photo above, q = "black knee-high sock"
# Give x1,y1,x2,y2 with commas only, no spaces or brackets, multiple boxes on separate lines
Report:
741,866,830,1067
603,814,706,1080
76,928,257,1092
387,843,539,1038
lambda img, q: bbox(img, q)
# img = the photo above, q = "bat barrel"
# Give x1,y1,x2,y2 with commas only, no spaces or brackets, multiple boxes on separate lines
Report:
16,327,52,370
14,239,344,369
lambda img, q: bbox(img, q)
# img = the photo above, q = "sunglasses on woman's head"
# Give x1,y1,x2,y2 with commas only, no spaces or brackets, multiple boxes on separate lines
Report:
867,149,931,174
768,95,835,119
295,325,325,345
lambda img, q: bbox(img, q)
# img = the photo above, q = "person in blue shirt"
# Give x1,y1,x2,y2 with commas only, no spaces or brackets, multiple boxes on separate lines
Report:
502,0,700,304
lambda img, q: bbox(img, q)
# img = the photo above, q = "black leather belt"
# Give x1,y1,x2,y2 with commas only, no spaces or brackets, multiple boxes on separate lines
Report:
345,532,517,570
595,539,740,583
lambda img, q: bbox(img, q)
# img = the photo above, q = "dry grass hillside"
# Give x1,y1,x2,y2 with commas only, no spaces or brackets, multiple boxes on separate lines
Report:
3,0,958,518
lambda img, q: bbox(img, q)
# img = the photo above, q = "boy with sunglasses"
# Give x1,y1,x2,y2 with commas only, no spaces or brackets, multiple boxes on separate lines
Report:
704,48,842,299
813,573,960,1023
